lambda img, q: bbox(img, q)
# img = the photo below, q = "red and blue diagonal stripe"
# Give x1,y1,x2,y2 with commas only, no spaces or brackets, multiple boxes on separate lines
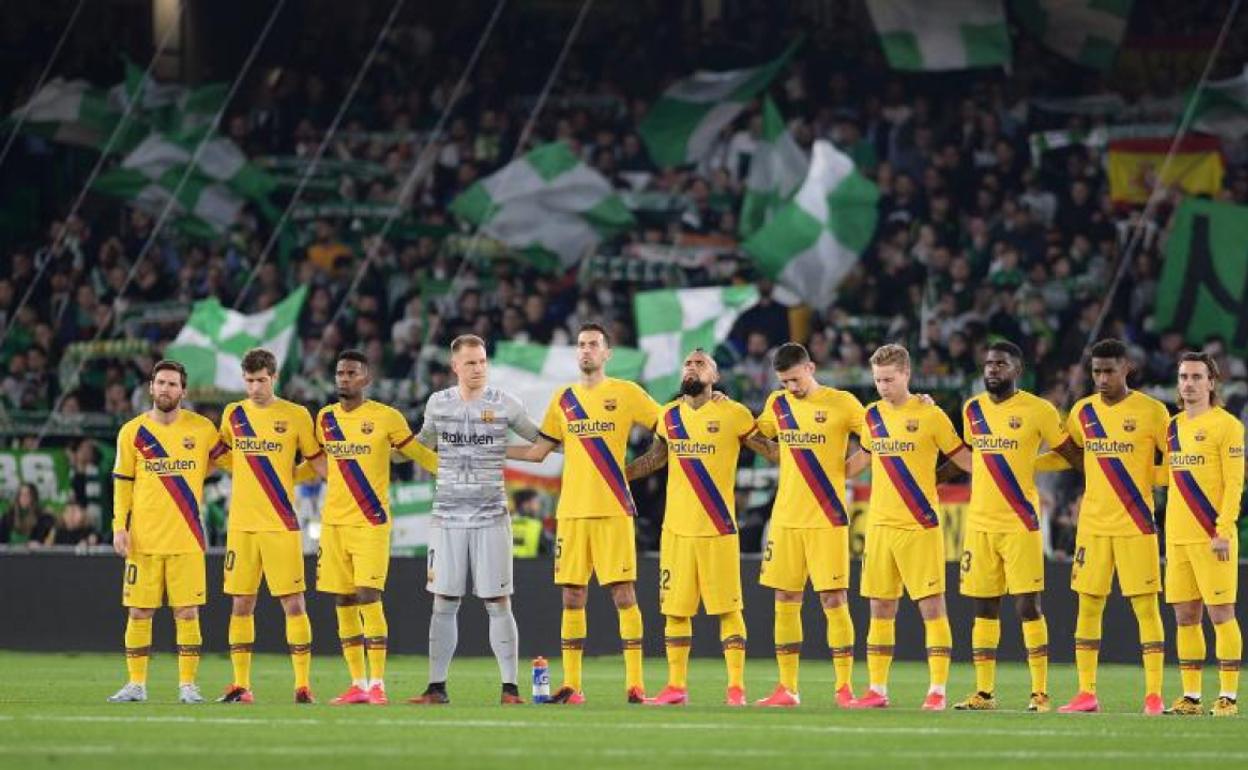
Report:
1078,404,1155,534
560,388,637,516
134,426,206,549
771,396,848,526
865,405,939,528
321,411,387,525
230,406,299,531
1167,419,1218,537
966,401,1039,531
665,406,734,534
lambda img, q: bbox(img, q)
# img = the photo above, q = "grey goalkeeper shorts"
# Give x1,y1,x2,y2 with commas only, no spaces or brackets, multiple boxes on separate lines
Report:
426,519,514,598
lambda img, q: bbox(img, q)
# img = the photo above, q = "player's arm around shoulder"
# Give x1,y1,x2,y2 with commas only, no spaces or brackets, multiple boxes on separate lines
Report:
388,404,438,473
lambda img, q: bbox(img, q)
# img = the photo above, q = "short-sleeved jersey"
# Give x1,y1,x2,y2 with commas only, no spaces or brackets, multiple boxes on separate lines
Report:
756,386,865,529
863,397,964,530
539,378,660,519
316,400,418,528
1067,391,1169,536
1165,407,1245,543
656,397,756,537
418,386,541,527
964,390,1069,533
219,398,321,532
112,410,228,554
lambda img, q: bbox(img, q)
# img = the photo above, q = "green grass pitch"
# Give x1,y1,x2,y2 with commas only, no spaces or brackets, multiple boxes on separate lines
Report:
0,652,1242,769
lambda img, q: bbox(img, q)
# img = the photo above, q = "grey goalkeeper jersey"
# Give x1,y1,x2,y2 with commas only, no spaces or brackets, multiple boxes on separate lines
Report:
417,386,541,527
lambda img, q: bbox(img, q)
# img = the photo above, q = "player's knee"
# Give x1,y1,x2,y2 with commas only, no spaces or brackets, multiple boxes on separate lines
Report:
818,589,847,609
561,585,588,609
278,593,306,616
484,597,510,612
974,597,1001,620
356,587,382,604
608,582,637,608
870,598,899,619
917,595,946,620
1014,594,1042,621
434,595,462,615
1207,603,1235,625
1172,600,1203,625
172,606,198,621
231,595,258,616
775,589,803,604
128,607,156,621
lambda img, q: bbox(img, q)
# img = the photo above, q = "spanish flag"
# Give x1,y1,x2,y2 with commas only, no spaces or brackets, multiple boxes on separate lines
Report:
1107,135,1224,205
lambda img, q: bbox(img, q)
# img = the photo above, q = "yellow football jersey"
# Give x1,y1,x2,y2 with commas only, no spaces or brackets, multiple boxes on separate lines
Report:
539,378,660,519
112,410,229,554
1066,391,1169,536
756,386,864,529
964,390,1069,533
656,397,756,537
1165,407,1245,543
219,398,321,532
316,400,421,528
863,396,964,530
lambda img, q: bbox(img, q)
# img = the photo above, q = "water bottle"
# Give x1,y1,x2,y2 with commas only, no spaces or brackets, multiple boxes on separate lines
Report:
531,656,550,703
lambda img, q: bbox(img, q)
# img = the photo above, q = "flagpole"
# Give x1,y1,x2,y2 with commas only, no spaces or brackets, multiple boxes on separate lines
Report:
232,0,415,310
1078,0,1242,376
36,0,289,446
0,0,185,355
0,0,88,172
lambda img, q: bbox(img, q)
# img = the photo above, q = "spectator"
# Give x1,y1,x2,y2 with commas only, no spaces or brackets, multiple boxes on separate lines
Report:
1,483,56,547
53,502,99,547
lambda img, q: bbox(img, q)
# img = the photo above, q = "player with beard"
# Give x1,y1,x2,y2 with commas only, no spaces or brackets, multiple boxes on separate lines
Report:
508,323,661,704
625,349,778,705
108,360,230,704
952,340,1081,712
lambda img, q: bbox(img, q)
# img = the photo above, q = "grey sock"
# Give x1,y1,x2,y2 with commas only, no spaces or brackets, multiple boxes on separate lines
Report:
429,596,461,684
486,600,519,685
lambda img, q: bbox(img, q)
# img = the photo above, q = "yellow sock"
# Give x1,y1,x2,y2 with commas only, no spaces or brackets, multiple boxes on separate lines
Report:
175,617,201,686
1214,618,1242,698
824,604,854,691
1177,623,1205,698
286,612,313,690
1074,593,1106,694
774,600,803,692
925,616,952,691
619,604,645,691
971,617,1001,695
561,607,587,691
336,605,366,685
665,616,692,689
359,601,388,685
1022,617,1049,695
1131,593,1165,696
866,617,895,694
719,611,746,689
229,614,255,689
124,617,152,686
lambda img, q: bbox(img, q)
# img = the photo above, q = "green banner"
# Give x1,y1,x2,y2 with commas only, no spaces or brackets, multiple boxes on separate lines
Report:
1155,199,1248,354
390,480,434,517
0,450,72,510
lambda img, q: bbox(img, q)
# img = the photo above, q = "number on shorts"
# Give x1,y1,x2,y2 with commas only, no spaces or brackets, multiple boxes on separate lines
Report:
554,537,563,560
224,549,236,571
764,540,774,562
660,568,671,591
125,563,138,585
960,550,972,574
1074,546,1086,567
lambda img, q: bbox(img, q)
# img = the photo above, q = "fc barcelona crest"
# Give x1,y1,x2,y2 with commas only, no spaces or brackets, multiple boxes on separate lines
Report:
273,420,288,434
481,409,495,423
814,410,828,424
603,399,618,412
1123,418,1137,433
183,436,197,450
906,419,920,433
1195,429,1207,442
361,421,375,435
1008,416,1023,430
707,420,721,433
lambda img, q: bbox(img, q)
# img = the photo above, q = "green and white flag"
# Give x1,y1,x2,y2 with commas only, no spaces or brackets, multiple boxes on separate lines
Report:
449,142,634,269
492,341,647,479
165,287,308,391
639,42,798,168
92,166,244,237
1012,0,1133,70
867,0,1011,71
1186,65,1248,141
634,286,759,399
742,140,879,307
739,97,807,238
6,78,140,150
124,128,276,200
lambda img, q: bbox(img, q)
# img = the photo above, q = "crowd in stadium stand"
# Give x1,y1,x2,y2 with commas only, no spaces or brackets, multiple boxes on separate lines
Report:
2,1,1247,554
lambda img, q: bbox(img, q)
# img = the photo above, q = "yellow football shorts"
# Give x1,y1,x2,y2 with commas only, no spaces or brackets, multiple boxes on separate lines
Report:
122,551,206,608
1165,537,1239,605
959,528,1045,598
1070,531,1160,597
759,525,850,593
316,523,391,594
658,529,743,617
862,524,945,600
553,516,637,586
223,529,307,597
